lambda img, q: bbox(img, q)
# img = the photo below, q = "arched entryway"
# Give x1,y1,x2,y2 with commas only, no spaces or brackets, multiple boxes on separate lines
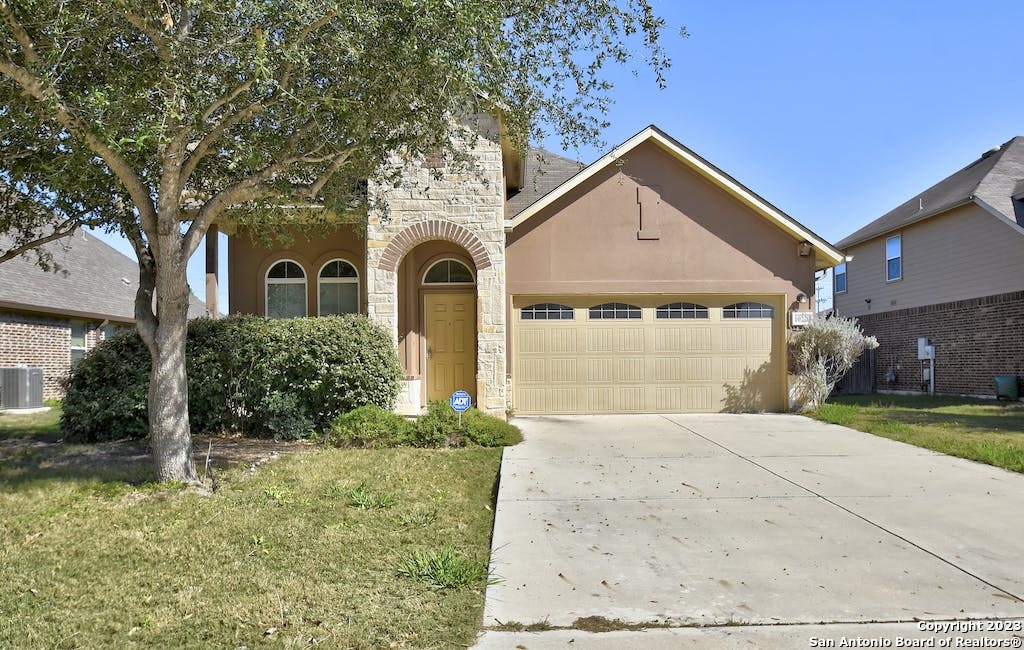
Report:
396,241,479,405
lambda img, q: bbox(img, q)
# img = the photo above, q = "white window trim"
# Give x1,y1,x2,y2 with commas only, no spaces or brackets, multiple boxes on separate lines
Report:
422,258,476,285
265,259,308,317
70,321,87,362
885,235,902,282
834,263,847,294
317,258,360,316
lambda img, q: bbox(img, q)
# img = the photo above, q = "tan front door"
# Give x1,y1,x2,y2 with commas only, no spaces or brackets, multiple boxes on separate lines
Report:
425,293,476,403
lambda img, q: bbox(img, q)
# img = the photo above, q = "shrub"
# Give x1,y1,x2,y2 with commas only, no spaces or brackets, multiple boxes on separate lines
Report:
61,332,150,442
61,315,403,442
326,405,412,448
405,401,522,448
789,316,878,410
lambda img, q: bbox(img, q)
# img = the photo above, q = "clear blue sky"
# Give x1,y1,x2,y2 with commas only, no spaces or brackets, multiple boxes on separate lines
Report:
93,1,1024,312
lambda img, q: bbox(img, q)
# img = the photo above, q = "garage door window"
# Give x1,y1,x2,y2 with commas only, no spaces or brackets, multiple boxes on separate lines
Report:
656,302,709,319
723,302,774,318
589,302,641,319
521,303,574,320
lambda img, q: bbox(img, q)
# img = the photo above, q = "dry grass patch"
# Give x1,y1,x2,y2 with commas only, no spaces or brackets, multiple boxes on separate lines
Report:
0,413,501,649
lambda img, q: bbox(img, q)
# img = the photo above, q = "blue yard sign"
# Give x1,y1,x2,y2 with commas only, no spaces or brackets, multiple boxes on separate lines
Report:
450,390,472,413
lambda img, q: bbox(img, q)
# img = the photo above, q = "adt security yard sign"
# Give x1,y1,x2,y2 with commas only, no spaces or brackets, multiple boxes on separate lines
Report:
450,390,471,426
450,390,471,412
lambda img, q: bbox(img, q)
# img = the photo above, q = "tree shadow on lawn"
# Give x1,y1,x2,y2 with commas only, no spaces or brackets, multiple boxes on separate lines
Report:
0,434,314,489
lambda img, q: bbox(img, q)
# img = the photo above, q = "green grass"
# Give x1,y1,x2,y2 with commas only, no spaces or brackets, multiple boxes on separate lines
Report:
0,418,502,648
0,405,61,440
810,394,1024,472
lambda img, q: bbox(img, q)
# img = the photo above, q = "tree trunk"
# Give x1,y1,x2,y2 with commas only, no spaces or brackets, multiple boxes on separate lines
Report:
140,241,197,483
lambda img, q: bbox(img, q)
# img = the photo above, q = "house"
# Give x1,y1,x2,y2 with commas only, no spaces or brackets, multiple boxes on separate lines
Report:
0,230,208,398
834,136,1024,397
215,121,842,415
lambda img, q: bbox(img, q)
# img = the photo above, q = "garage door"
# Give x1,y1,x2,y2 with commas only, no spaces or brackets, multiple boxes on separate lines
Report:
513,297,783,414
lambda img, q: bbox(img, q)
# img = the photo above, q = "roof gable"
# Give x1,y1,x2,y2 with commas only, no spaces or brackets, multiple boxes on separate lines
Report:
837,136,1024,249
506,125,843,269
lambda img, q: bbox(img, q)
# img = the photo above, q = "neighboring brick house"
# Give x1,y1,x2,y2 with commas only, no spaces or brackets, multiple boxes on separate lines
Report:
834,136,1024,398
0,230,207,399
215,121,842,415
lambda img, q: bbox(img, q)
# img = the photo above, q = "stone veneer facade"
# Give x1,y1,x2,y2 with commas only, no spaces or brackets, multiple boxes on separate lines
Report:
365,117,508,414
0,310,111,399
857,290,1024,398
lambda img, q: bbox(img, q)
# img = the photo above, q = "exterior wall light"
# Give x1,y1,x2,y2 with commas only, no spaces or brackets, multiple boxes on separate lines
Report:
797,241,813,257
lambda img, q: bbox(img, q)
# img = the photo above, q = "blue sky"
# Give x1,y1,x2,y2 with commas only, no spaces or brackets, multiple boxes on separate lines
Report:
93,1,1024,312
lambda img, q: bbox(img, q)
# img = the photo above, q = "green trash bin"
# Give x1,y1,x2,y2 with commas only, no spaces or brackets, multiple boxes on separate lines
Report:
994,375,1019,401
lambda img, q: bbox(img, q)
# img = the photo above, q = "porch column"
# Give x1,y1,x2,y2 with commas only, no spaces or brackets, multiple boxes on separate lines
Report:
205,224,219,318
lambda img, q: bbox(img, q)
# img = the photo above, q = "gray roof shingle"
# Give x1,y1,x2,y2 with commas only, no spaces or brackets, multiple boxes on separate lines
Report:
837,136,1024,249
0,230,208,321
505,147,585,218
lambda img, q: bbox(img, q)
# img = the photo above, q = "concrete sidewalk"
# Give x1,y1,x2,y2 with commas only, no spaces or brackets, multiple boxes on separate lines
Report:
478,414,1024,646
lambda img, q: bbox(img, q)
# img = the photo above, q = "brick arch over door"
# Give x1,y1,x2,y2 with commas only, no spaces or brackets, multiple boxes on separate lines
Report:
378,220,492,272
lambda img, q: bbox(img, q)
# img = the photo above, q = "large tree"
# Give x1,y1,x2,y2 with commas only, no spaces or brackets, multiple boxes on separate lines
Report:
0,1,673,482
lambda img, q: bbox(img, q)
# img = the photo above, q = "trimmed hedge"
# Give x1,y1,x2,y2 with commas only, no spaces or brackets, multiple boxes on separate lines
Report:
61,315,403,442
324,402,522,449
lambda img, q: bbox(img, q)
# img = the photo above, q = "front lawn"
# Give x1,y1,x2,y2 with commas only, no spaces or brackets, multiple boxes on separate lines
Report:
810,394,1024,472
0,409,502,649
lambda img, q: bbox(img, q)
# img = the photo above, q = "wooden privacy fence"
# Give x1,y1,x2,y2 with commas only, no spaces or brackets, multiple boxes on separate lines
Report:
837,348,876,395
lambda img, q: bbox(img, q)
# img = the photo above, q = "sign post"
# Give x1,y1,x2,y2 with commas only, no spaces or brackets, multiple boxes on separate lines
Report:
449,390,471,427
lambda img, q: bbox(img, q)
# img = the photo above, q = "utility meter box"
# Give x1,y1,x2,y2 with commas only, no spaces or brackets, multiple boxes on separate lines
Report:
917,337,935,360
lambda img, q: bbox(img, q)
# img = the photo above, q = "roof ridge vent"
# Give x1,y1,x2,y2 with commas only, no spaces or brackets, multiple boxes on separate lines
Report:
981,145,1002,158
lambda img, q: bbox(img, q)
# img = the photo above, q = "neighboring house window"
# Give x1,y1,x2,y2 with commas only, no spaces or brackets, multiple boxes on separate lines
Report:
318,259,359,316
423,259,475,284
101,324,117,340
834,262,847,294
521,303,574,320
886,235,902,281
589,303,641,320
723,302,774,318
656,302,708,319
266,260,307,318
70,321,87,365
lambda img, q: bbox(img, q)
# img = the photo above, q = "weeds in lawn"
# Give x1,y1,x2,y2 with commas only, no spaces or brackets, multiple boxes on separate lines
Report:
262,484,294,505
398,507,438,528
398,547,488,590
348,483,397,509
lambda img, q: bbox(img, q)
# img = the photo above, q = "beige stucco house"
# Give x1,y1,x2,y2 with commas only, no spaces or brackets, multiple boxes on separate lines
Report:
834,136,1024,397
213,122,841,415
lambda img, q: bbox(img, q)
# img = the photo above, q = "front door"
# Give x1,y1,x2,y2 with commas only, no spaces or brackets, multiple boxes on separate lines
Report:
425,293,477,403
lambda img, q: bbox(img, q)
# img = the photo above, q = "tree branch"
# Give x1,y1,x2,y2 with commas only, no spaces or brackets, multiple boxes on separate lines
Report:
0,0,40,66
0,219,82,263
0,58,158,237
123,9,171,61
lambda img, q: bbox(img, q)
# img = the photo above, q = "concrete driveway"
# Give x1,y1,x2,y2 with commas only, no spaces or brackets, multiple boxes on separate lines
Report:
477,414,1024,647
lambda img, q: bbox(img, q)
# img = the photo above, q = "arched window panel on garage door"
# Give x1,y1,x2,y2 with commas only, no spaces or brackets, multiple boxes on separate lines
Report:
588,302,641,319
722,302,774,319
520,303,574,320
656,302,709,319
266,260,307,319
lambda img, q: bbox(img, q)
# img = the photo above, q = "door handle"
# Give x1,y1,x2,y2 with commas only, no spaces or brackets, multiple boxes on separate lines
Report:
426,345,432,359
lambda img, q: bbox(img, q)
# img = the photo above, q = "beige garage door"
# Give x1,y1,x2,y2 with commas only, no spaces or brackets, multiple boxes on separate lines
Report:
513,297,783,414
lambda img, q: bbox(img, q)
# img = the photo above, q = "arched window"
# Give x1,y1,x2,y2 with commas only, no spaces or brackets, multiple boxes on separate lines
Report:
521,303,574,320
265,260,306,318
423,258,475,284
589,302,641,320
318,259,359,316
722,302,774,319
656,302,709,319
